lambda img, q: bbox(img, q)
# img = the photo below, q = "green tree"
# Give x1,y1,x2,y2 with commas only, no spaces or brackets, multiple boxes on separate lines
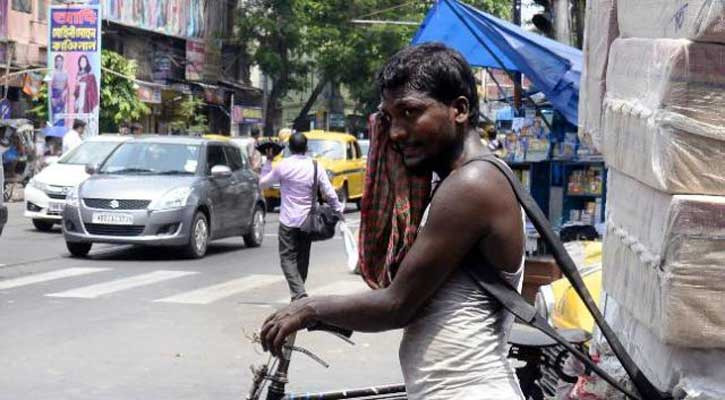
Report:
293,0,512,125
100,49,150,133
27,83,49,124
237,0,510,134
167,96,208,134
236,0,310,136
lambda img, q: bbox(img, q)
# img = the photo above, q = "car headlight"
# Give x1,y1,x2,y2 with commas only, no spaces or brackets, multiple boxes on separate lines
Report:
149,187,193,211
325,169,335,180
534,284,556,325
65,186,80,207
29,178,49,192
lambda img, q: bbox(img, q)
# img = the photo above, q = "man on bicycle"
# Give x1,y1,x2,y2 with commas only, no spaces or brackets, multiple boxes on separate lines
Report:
260,43,526,399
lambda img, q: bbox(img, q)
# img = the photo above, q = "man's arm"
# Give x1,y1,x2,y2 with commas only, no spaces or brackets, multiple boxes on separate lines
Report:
258,159,279,189
317,167,343,213
261,162,522,355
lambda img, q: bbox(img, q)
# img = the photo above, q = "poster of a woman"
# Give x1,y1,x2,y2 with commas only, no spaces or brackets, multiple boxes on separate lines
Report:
73,54,99,114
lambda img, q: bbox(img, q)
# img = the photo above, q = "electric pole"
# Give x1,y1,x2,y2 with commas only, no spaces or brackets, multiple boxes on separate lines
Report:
512,0,523,114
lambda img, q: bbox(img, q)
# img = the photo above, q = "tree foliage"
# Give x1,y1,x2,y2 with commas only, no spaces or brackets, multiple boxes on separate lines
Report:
237,0,511,131
167,96,208,134
100,49,150,133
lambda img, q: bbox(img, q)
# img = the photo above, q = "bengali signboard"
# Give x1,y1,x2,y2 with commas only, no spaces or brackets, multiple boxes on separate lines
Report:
48,4,102,137
232,106,263,124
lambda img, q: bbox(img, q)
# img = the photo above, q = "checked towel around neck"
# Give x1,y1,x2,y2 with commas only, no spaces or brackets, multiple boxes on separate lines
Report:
358,113,432,289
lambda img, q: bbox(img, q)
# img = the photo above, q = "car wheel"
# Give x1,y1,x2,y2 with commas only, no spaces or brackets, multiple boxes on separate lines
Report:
338,185,348,211
184,211,209,259
67,241,92,257
33,219,55,232
243,206,265,248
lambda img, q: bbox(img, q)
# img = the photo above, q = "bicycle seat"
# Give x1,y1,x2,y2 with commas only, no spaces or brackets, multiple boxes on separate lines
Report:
509,323,557,348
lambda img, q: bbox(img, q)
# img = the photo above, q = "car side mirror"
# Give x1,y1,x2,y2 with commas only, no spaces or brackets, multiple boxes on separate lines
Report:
85,163,99,175
211,165,232,178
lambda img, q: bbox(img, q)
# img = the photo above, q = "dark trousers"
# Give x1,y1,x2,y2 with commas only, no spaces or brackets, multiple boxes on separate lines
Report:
278,223,312,301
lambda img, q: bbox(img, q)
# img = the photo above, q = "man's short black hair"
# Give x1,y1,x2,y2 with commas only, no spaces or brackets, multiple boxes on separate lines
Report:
251,127,261,138
288,132,307,154
377,43,480,125
73,119,86,130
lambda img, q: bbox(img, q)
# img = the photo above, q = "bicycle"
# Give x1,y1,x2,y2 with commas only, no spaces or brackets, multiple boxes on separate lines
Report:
245,322,590,400
245,324,407,400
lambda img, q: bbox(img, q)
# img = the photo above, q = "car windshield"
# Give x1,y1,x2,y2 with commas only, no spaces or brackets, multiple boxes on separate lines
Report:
283,139,345,160
58,141,122,165
100,142,200,175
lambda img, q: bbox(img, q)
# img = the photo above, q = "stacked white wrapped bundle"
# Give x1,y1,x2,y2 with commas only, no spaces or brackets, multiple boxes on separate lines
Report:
603,171,725,347
616,0,725,43
578,0,618,150
601,38,725,195
602,293,725,396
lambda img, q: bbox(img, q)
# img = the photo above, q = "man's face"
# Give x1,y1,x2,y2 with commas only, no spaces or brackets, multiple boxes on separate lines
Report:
379,87,461,171
77,125,85,136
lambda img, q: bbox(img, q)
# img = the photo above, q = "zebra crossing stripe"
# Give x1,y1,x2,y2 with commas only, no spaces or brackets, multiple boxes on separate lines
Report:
154,274,283,305
273,279,368,304
0,267,111,290
45,270,198,299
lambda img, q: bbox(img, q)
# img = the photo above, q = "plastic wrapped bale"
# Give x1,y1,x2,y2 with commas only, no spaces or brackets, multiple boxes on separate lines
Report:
578,0,618,151
601,293,725,397
603,170,725,348
602,38,725,195
617,0,725,43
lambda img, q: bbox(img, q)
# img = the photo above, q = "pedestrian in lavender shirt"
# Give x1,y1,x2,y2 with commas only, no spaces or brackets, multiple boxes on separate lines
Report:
259,133,344,300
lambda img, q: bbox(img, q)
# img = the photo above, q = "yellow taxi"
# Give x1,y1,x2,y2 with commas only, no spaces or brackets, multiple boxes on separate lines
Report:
263,130,365,210
534,241,603,334
202,134,230,141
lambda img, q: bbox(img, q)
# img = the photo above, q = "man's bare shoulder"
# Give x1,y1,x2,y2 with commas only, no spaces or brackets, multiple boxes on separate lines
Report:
434,158,514,214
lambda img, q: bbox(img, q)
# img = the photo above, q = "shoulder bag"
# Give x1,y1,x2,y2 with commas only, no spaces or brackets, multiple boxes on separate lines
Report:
300,160,341,241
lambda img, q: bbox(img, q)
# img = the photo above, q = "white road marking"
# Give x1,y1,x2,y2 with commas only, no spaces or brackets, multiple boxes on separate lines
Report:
0,267,110,290
46,270,198,299
274,279,368,304
154,274,283,305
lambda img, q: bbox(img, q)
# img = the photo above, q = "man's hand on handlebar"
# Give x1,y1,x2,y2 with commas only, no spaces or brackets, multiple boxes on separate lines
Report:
260,297,317,357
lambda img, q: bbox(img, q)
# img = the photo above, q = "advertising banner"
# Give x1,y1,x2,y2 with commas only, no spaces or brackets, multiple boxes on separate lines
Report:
48,4,102,137
185,39,204,81
102,0,206,39
232,106,263,124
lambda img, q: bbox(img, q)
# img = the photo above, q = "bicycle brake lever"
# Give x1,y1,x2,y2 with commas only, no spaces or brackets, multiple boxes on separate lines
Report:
307,321,355,345
283,344,330,368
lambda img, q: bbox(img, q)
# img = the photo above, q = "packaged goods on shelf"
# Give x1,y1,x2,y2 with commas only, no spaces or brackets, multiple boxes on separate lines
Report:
602,38,725,195
578,0,618,151
603,171,725,348
616,0,725,43
601,293,725,397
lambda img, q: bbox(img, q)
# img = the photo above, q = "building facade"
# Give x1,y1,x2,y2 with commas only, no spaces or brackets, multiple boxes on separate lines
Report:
0,0,263,135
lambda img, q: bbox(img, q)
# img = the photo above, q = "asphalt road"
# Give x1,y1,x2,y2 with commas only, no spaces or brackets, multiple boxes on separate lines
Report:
0,202,403,400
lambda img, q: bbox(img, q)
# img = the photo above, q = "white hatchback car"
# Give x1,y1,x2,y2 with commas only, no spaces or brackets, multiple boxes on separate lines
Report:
25,135,130,231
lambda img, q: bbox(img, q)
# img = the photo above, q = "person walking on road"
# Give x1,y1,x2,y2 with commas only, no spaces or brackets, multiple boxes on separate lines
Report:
246,127,263,174
259,43,526,399
62,119,86,155
259,132,344,301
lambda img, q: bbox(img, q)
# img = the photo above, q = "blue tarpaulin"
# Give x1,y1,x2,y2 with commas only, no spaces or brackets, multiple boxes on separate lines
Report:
412,0,581,125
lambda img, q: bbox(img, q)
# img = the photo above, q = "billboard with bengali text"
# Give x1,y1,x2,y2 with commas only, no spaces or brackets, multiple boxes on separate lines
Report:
48,4,102,137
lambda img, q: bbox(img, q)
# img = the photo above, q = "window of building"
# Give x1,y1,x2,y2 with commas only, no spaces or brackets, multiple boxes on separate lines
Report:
37,0,47,21
12,0,32,13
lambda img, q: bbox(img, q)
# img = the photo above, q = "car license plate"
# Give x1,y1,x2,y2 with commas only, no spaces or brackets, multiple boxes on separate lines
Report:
48,202,65,213
91,212,133,225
